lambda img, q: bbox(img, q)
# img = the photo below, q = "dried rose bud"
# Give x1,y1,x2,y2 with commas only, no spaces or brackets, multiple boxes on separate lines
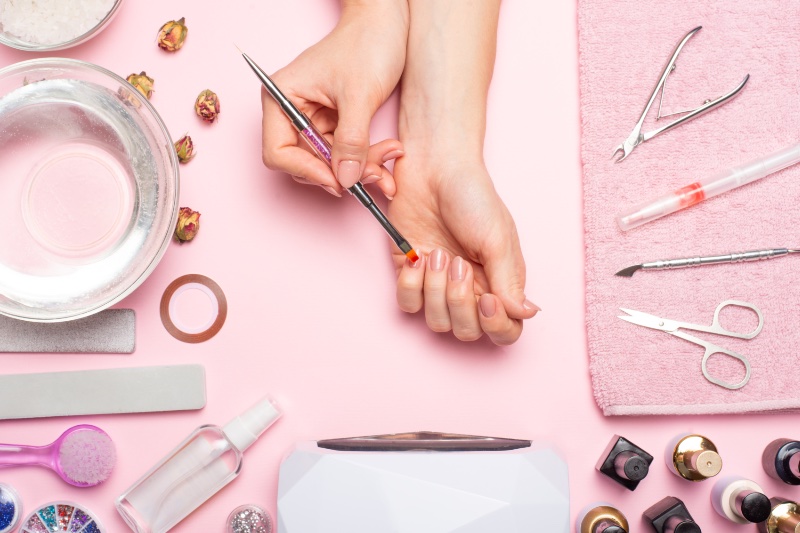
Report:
157,17,188,52
174,134,196,163
195,89,220,123
126,72,155,100
175,207,201,243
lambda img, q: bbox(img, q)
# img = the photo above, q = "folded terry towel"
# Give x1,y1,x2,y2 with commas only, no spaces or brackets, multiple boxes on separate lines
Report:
579,1,800,415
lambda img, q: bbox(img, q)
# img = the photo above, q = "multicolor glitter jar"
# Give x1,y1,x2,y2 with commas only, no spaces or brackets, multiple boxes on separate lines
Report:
19,501,103,533
0,484,21,533
227,504,273,533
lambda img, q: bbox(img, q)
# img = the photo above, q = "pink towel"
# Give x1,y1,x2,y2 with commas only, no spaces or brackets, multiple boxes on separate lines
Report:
579,1,800,415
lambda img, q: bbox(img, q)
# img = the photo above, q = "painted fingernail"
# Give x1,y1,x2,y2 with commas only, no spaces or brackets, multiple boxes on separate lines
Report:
523,299,541,314
362,174,383,184
450,257,466,281
479,294,496,318
382,149,405,162
321,185,341,197
430,249,445,272
337,160,361,188
407,254,422,268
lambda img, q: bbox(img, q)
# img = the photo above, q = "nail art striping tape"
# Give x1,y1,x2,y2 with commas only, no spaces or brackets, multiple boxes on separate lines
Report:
160,274,227,343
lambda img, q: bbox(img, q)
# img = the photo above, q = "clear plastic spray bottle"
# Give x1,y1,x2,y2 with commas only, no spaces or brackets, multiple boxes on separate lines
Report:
116,396,281,533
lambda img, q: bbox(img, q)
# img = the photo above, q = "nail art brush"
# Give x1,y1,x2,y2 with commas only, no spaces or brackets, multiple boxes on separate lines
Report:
239,50,419,263
616,248,800,277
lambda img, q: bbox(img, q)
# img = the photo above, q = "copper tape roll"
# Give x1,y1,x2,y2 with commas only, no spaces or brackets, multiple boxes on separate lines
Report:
160,274,227,343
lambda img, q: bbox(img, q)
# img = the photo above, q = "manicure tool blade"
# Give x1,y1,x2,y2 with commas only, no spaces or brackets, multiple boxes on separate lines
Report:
618,308,679,332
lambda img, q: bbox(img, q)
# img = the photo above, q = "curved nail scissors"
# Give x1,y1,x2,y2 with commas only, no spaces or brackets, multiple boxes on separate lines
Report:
618,300,763,390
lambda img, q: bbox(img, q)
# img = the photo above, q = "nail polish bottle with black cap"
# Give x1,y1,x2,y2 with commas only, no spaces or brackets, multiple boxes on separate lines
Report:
643,496,701,533
763,438,800,485
596,434,653,491
711,476,772,524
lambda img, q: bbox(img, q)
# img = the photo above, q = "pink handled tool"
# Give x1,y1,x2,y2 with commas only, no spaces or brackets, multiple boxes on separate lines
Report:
0,424,116,487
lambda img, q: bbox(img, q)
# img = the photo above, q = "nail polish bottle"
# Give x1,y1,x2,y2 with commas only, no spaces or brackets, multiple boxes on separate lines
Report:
577,503,629,533
711,476,771,524
643,496,701,533
665,433,722,481
757,498,800,533
763,438,800,485
116,396,281,533
596,434,653,491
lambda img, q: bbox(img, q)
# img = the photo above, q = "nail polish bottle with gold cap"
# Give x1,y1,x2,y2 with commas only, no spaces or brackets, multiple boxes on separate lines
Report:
665,433,722,482
577,503,629,533
757,498,800,533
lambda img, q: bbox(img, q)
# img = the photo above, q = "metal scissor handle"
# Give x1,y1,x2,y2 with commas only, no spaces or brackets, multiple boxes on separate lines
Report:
675,300,764,339
699,341,752,390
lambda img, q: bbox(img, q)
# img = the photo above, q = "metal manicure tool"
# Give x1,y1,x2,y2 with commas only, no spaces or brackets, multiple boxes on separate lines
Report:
619,300,763,390
616,248,800,277
612,26,750,162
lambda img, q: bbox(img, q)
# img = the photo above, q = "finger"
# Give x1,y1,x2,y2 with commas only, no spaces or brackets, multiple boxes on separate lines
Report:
478,293,523,346
362,140,402,198
396,254,426,313
261,87,341,192
481,224,540,320
331,98,376,188
423,248,452,333
446,257,483,342
291,175,312,185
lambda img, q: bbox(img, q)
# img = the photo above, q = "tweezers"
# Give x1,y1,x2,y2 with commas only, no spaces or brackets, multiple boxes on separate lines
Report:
612,26,750,162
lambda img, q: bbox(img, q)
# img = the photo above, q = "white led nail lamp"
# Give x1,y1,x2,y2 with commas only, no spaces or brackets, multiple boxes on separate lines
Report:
277,432,570,532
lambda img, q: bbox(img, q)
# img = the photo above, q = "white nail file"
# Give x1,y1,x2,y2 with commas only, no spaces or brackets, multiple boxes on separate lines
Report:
0,309,135,353
0,365,206,420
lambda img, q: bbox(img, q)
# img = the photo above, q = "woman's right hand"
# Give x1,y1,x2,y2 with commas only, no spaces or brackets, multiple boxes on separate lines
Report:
260,1,409,198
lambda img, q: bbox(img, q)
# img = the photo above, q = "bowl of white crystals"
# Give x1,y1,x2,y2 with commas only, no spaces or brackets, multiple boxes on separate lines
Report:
0,0,124,51
0,58,179,321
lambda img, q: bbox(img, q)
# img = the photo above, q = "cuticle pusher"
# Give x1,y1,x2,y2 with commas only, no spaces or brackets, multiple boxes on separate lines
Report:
616,248,800,277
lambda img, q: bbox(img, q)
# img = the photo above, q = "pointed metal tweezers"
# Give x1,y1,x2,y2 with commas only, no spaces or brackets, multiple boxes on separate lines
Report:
612,26,750,163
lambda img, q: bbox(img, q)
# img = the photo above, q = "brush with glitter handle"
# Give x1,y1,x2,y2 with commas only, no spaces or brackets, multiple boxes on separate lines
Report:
240,51,419,263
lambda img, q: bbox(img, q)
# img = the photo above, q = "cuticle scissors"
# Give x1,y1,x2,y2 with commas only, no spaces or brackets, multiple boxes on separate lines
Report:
618,300,763,390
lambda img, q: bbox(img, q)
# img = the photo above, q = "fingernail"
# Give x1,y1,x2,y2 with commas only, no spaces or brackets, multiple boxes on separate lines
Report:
386,195,394,201
430,249,445,272
407,254,422,268
450,257,465,281
362,174,383,184
321,185,341,197
479,294,496,318
523,299,541,313
382,149,405,162
337,160,361,188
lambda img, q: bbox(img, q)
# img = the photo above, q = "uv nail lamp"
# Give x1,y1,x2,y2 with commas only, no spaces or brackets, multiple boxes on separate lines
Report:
277,432,570,533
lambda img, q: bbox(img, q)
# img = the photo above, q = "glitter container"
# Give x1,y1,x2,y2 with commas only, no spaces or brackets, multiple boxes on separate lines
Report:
0,483,21,533
227,505,272,533
19,501,103,533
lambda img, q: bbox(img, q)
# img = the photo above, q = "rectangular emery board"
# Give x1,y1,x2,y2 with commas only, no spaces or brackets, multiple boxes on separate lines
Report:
0,309,135,353
0,365,206,420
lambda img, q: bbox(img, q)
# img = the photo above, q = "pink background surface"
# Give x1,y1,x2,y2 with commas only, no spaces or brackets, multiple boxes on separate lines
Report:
0,1,796,531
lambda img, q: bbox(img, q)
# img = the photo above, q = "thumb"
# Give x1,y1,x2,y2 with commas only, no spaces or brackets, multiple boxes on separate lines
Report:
482,238,540,320
331,100,374,189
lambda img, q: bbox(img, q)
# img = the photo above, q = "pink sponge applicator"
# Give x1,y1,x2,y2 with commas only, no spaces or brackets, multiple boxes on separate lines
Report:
0,424,116,487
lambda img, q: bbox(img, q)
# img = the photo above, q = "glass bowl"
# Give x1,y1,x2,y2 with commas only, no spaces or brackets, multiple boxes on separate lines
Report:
0,58,179,322
0,0,124,51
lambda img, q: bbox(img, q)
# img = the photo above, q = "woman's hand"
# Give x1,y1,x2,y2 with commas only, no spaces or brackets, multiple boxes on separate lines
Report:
389,154,539,346
261,1,409,198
